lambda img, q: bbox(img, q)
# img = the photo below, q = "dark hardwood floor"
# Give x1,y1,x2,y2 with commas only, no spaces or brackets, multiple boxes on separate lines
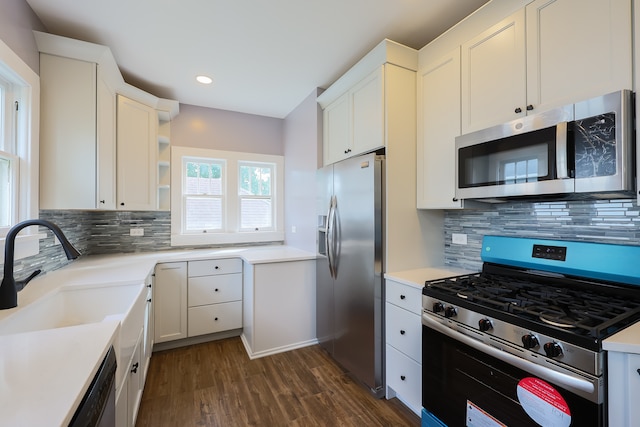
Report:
136,337,420,426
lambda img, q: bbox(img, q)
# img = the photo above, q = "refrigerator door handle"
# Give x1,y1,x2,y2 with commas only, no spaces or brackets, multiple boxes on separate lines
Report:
326,196,336,278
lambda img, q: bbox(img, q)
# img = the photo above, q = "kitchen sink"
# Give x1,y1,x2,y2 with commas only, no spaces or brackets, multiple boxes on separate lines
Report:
0,282,145,336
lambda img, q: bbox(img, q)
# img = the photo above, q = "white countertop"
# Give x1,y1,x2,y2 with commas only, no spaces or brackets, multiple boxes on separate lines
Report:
0,321,119,427
385,266,476,290
0,244,315,426
603,321,640,354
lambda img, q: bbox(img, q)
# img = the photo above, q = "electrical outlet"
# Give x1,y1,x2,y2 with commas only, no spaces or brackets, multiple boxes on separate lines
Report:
452,233,468,245
291,226,297,233
130,228,144,237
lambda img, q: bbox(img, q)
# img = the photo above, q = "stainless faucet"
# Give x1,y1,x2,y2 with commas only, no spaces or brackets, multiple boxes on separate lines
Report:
0,219,81,310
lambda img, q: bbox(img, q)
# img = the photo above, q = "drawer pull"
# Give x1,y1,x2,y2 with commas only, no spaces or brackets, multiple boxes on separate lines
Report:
214,288,219,292
131,362,139,374
215,266,220,270
400,295,406,300
400,375,406,381
637,369,640,376
147,298,152,303
400,330,405,335
214,317,219,321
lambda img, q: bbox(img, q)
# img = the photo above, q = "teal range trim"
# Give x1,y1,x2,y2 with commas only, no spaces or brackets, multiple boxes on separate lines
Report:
481,235,640,286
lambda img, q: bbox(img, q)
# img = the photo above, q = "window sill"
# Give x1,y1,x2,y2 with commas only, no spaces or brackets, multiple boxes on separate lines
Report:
171,231,284,247
0,233,46,261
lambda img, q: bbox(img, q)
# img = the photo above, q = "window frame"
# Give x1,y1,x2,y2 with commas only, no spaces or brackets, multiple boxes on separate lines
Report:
0,38,40,257
171,146,284,246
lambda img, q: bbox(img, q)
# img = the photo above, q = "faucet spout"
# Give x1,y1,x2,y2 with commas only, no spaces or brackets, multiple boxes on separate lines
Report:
0,219,81,309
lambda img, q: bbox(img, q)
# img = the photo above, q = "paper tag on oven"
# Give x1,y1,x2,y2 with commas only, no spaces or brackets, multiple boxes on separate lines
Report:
517,377,571,427
466,400,507,427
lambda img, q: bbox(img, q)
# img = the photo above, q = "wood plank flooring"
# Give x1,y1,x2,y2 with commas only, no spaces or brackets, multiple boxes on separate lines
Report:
136,337,420,426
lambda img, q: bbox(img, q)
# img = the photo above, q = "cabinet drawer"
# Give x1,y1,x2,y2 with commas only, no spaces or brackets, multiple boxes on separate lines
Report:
385,302,421,362
188,258,242,278
386,344,421,415
188,273,242,307
386,279,421,314
188,301,242,337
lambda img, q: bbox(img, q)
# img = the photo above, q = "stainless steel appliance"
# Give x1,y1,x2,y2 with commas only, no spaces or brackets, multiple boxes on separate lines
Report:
421,236,640,426
69,346,117,427
316,152,384,397
455,90,635,202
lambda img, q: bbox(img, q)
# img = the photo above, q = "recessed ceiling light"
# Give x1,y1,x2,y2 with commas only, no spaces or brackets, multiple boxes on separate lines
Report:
196,75,213,84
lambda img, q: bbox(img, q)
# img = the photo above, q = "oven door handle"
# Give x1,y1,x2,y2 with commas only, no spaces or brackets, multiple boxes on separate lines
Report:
422,314,595,395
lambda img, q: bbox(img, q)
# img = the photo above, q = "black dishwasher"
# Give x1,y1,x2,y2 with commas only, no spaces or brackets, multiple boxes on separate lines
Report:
69,346,117,427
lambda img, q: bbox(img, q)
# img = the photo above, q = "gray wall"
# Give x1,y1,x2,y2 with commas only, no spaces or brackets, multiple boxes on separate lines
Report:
0,0,45,73
444,198,640,271
171,103,283,155
283,88,323,252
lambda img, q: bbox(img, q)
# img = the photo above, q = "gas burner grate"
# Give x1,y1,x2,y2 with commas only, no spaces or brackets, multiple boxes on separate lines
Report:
425,272,640,339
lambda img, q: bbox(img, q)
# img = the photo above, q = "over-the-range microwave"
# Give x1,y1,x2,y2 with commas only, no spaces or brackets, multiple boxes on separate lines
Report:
455,90,635,202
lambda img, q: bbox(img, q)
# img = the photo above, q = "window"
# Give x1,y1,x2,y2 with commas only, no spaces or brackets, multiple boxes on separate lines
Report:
183,158,225,232
238,162,274,231
171,147,284,246
0,39,39,238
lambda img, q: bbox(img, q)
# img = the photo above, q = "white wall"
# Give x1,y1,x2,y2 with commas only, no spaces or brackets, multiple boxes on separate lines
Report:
282,88,323,252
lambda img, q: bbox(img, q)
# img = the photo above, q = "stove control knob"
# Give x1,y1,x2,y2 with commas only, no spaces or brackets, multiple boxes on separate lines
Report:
432,302,444,314
478,318,493,332
444,306,457,318
543,342,563,358
521,334,539,349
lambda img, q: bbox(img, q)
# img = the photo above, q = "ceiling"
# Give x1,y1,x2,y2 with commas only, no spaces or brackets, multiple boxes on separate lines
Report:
25,0,489,119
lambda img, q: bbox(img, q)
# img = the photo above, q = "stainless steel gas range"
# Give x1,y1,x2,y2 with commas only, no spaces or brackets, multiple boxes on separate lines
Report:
421,235,640,427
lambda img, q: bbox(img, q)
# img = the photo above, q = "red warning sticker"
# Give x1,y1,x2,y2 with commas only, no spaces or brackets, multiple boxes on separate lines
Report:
517,377,571,427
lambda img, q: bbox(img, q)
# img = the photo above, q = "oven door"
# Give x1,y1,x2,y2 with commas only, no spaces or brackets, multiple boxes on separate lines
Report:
422,319,605,427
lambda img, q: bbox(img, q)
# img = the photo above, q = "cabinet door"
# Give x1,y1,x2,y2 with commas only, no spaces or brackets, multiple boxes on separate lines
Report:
461,9,526,133
117,95,158,210
526,0,632,113
154,262,187,343
323,93,351,165
96,69,116,210
39,54,98,209
127,332,143,427
417,48,463,209
351,67,384,156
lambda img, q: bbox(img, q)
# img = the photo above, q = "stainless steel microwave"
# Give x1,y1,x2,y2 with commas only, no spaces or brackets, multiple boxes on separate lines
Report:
455,90,635,202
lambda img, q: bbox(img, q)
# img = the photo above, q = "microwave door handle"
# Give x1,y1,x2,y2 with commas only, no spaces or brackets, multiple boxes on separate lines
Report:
555,121,570,179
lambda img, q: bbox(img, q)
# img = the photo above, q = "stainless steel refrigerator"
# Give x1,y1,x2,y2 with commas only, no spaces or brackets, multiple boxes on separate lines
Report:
316,152,384,397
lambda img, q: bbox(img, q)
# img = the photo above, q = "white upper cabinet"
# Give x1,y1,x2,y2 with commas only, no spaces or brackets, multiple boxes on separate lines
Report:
417,48,463,209
116,95,158,211
525,0,632,112
35,31,178,212
321,67,385,165
461,9,527,134
39,54,116,210
318,39,417,167
461,0,632,135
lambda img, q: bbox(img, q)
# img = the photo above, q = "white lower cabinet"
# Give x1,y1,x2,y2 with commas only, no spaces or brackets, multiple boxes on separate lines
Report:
386,345,422,413
607,351,640,426
241,260,316,358
385,279,422,415
187,259,243,337
116,325,146,427
154,262,188,343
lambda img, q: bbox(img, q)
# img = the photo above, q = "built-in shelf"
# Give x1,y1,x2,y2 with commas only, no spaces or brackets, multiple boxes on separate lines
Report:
157,116,172,211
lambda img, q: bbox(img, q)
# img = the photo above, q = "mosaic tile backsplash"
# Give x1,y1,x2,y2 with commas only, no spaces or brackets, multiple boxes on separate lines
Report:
4,198,640,282
444,199,640,272
7,210,268,281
